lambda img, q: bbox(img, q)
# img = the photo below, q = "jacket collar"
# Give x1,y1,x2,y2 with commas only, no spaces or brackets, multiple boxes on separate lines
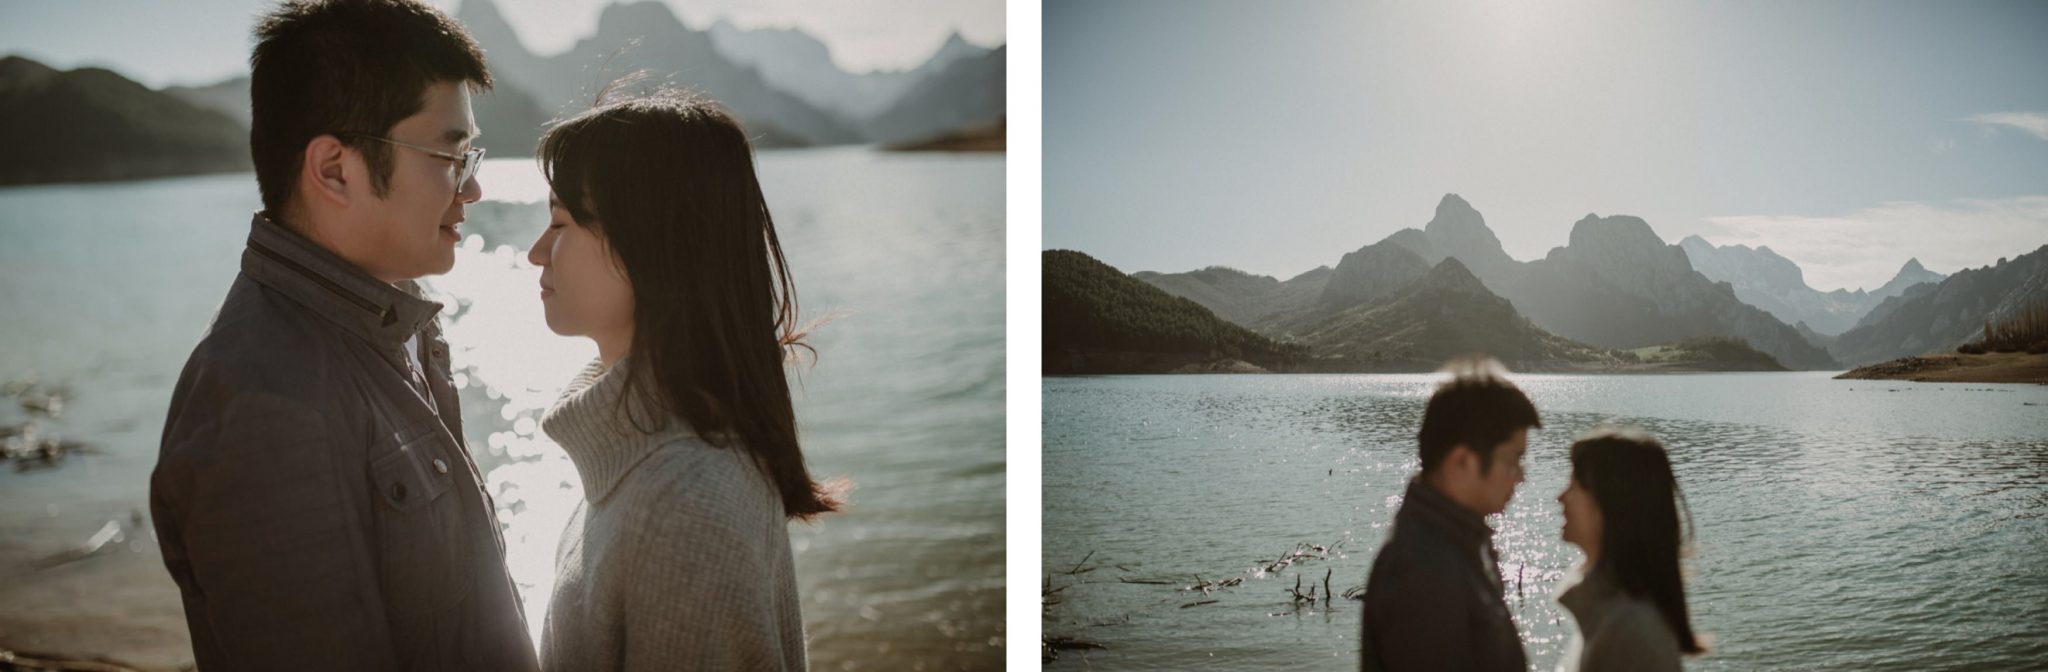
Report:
241,211,443,345
541,357,698,505
1400,477,1497,547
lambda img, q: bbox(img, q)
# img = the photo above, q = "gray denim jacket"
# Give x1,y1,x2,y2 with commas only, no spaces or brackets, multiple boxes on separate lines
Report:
150,213,538,671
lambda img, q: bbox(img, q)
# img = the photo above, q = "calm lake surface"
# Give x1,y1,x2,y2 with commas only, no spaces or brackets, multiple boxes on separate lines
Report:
0,149,1004,669
1043,373,2048,670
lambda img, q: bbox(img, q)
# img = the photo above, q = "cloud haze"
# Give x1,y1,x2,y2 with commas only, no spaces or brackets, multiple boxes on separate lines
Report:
1698,197,2048,293
1963,112,2048,141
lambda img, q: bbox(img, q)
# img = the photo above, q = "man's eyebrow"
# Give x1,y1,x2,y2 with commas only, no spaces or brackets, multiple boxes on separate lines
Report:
443,127,479,145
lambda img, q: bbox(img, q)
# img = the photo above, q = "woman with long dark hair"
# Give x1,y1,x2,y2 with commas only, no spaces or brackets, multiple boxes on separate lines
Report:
525,88,837,670
1555,428,1706,671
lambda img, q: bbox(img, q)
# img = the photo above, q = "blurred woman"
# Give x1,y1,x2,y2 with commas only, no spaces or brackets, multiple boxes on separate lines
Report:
1555,428,1706,671
527,88,838,671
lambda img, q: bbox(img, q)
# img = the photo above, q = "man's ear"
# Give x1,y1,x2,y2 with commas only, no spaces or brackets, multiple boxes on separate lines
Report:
301,135,353,209
1443,444,1477,478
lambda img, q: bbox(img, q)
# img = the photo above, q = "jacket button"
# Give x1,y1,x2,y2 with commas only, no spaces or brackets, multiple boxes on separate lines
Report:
433,458,449,475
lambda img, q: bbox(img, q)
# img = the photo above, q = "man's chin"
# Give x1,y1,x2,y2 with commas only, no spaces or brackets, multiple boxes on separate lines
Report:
416,249,458,278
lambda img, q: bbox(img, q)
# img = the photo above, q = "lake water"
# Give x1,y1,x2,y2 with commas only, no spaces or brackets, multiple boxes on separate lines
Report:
1042,373,2048,670
0,149,1005,670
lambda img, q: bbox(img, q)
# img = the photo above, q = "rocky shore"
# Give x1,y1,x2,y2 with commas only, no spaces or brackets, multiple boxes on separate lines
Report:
1834,352,2048,384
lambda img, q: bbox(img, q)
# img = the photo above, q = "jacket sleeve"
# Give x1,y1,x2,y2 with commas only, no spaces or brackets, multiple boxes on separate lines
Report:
1361,562,1474,672
153,387,396,670
621,459,799,671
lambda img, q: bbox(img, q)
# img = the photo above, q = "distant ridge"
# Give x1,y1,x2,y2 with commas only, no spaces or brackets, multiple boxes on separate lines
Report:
1044,250,1305,374
0,55,249,186
1680,235,1946,336
1832,244,2048,366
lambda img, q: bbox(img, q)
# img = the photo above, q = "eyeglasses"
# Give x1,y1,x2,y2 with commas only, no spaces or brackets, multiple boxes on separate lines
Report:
335,133,485,186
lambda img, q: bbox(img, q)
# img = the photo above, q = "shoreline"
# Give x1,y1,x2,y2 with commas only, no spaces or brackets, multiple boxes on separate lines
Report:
1045,351,1813,376
1834,352,2048,384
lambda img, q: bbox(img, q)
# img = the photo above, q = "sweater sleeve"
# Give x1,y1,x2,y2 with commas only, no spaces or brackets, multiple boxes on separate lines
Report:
1580,602,1684,672
620,451,799,671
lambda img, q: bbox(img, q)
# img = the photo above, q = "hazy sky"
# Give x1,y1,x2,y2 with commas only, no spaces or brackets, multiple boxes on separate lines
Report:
0,0,1004,85
1045,0,2048,293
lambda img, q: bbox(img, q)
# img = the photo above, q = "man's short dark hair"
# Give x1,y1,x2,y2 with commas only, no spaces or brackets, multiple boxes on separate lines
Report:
1417,357,1541,475
249,0,492,215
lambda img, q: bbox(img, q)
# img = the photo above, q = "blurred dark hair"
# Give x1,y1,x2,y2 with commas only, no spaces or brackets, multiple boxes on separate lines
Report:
1417,357,1541,475
537,86,838,521
250,0,492,215
1569,428,1706,655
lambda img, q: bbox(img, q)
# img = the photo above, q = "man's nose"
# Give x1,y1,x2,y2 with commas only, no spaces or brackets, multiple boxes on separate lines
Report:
458,173,483,204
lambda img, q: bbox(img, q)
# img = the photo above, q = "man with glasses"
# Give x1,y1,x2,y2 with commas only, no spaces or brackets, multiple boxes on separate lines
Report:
149,1,537,669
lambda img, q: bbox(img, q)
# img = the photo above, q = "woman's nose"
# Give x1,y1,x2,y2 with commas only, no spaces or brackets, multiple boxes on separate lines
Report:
526,233,548,266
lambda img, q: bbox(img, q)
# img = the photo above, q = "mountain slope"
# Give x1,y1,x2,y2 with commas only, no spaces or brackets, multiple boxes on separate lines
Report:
1044,250,1304,373
456,0,859,146
1679,236,1946,335
1505,214,1839,369
1832,244,2048,366
1135,265,1330,331
1318,239,1433,311
0,56,249,185
867,45,1004,143
1284,258,1621,372
708,22,990,122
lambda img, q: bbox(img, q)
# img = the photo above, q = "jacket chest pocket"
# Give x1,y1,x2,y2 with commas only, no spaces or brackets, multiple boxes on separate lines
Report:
368,422,472,620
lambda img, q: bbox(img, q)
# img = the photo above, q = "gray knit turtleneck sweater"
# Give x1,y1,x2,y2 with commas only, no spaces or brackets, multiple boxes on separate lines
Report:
539,358,807,671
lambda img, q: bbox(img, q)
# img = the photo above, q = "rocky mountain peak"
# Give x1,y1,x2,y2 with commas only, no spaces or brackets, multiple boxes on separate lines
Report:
1678,234,1807,294
1418,257,1488,294
595,1,692,41
1321,240,1430,308
1568,213,1667,255
0,55,59,91
1424,193,1498,245
1872,256,1947,299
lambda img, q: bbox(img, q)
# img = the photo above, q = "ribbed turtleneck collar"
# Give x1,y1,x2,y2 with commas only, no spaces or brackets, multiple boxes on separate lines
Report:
1557,564,1624,623
540,357,695,505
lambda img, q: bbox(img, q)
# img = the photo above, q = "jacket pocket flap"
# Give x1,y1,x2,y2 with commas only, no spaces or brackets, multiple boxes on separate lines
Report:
369,425,454,512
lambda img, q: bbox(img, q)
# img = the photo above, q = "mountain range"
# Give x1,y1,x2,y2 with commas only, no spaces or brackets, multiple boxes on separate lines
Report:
2,0,1003,186
1140,194,1841,370
1064,245,1786,374
709,22,991,122
1678,236,1945,336
455,0,1004,150
1276,256,1626,372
